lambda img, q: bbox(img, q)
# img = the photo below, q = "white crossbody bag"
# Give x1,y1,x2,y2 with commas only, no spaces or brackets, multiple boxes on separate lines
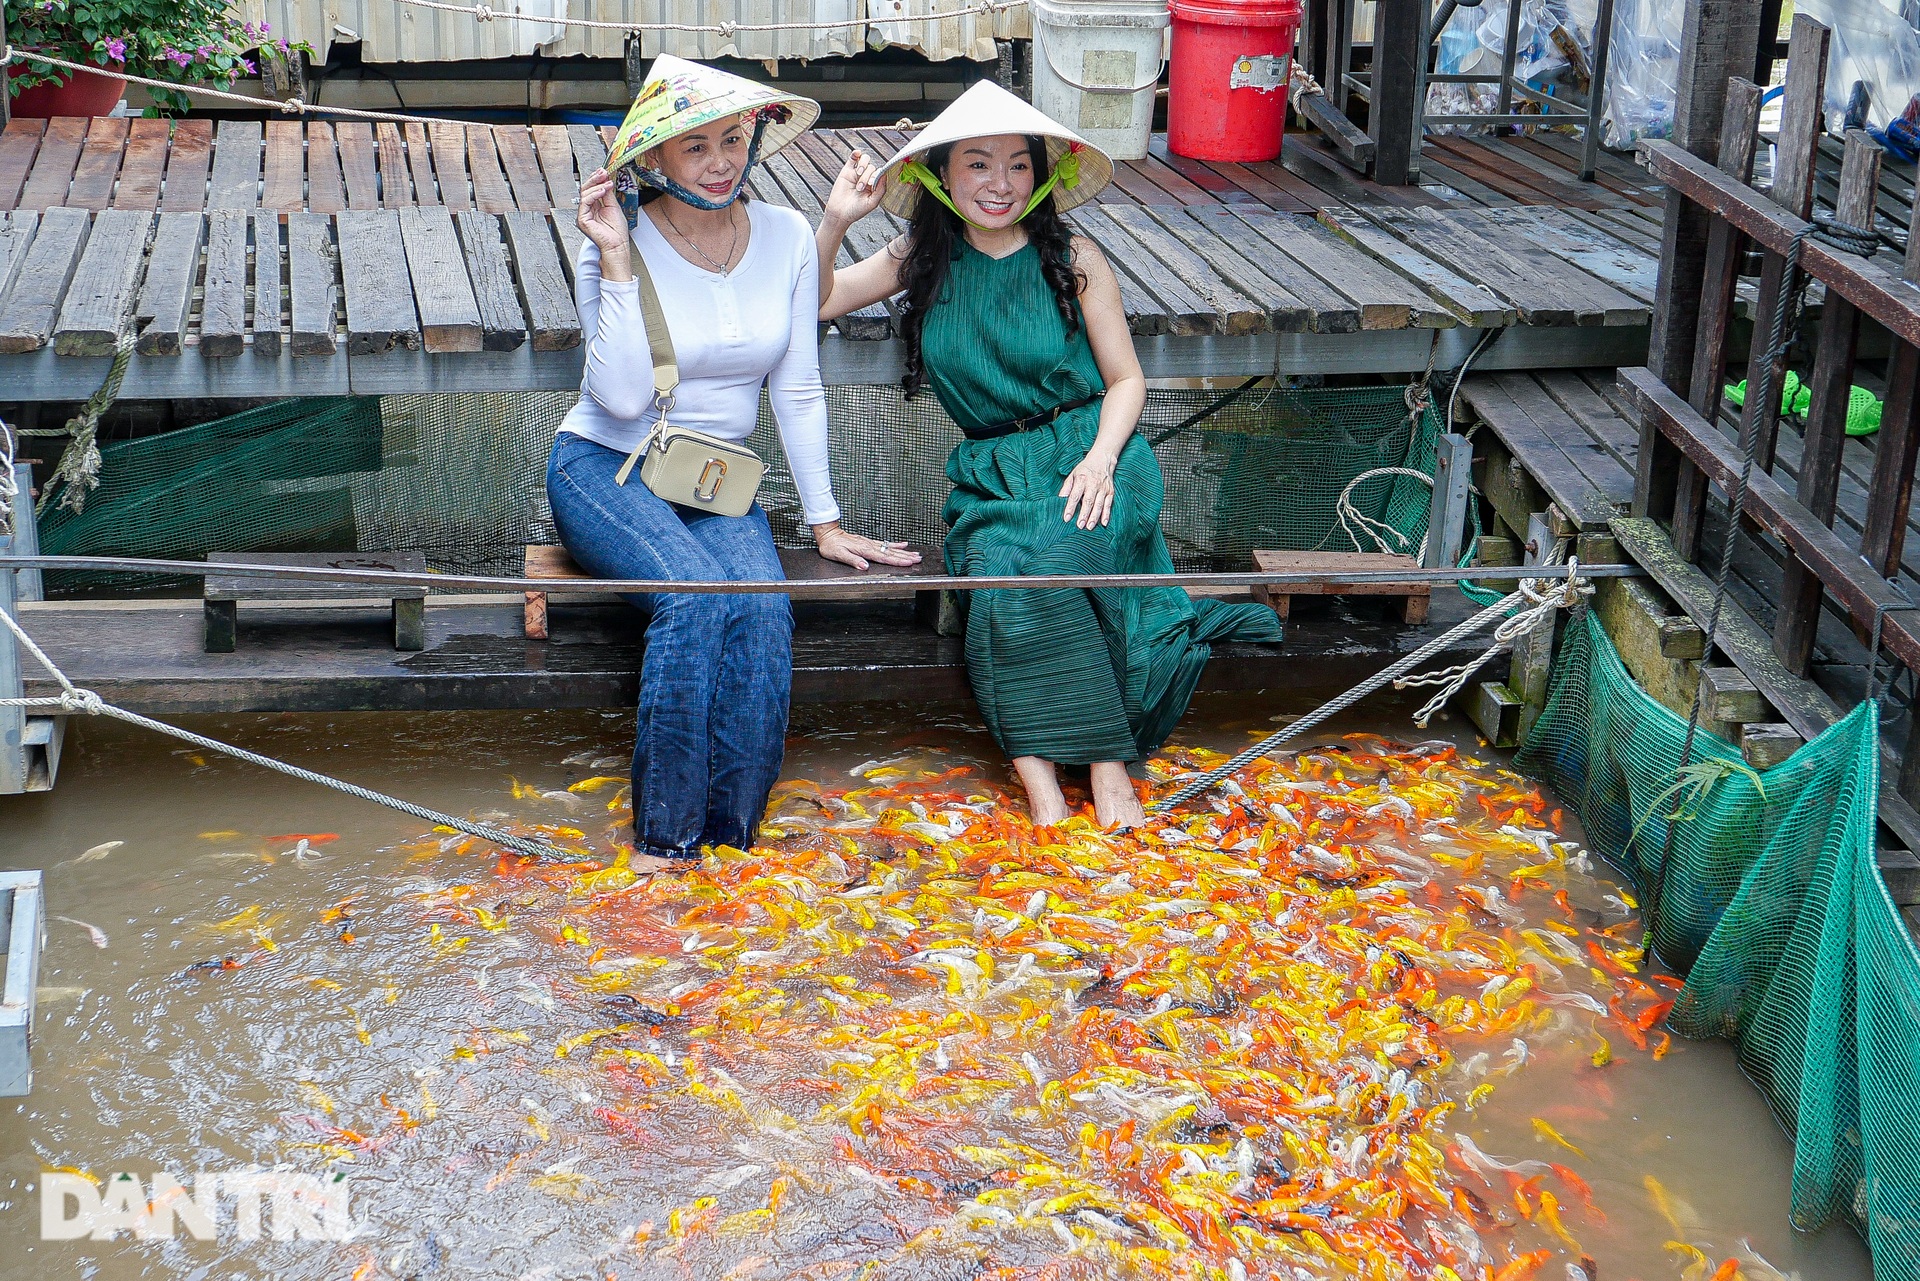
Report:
610,237,766,519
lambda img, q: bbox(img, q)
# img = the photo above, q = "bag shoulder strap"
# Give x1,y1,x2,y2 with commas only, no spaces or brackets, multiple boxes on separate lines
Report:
629,233,680,400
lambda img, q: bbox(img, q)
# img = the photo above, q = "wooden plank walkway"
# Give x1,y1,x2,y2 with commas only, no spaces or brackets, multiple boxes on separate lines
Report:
0,117,1663,397
11,590,1489,714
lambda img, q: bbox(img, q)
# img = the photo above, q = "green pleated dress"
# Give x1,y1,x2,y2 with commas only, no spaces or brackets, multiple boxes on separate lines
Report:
922,240,1286,765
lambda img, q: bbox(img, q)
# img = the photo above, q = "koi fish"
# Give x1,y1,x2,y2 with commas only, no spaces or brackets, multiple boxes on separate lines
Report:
1531,1118,1585,1157
54,916,108,949
65,840,125,864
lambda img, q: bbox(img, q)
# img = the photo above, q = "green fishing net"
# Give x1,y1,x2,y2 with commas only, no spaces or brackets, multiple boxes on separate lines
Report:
1517,610,1920,1272
34,383,1438,589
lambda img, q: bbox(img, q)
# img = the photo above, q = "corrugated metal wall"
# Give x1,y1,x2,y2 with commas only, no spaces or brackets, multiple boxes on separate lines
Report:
237,0,1026,65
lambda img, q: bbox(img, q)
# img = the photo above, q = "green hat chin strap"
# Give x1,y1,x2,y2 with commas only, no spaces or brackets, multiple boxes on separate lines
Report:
899,148,1082,229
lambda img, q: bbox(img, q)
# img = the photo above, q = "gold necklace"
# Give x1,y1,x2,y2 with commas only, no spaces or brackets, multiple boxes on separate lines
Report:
662,203,741,276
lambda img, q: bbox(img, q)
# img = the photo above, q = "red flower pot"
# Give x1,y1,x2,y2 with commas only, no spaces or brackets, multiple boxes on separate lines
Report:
11,61,126,118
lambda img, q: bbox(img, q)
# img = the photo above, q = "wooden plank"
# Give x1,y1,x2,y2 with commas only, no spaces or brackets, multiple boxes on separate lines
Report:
532,125,578,208
305,122,346,215
1070,204,1219,335
158,119,211,213
1777,129,1881,676
52,209,150,357
0,214,40,323
1100,203,1266,335
1741,16,1831,475
17,116,85,212
1367,207,1644,326
550,209,584,289
206,120,261,210
259,121,306,213
1685,78,1765,423
1190,156,1313,213
65,117,128,211
0,119,45,211
335,208,421,354
405,122,438,208
1182,204,1356,333
1229,206,1450,329
1138,206,1314,332
1369,0,1425,185
566,122,608,181
0,207,86,353
1479,205,1660,304
494,127,549,211
1131,153,1217,207
1862,170,1920,581
286,211,339,356
1460,374,1627,527
430,122,472,210
1314,207,1513,326
501,209,577,351
1294,90,1375,171
454,210,527,351
253,211,284,357
131,211,203,356
397,206,481,353
197,208,248,357
337,123,379,210
377,123,411,209
1146,141,1259,205
467,126,514,215
758,151,892,340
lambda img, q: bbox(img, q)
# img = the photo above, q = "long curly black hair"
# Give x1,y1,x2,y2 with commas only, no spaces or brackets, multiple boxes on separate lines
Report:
898,136,1086,399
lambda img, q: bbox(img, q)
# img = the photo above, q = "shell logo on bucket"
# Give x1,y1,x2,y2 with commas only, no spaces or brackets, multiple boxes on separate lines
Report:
1168,0,1303,162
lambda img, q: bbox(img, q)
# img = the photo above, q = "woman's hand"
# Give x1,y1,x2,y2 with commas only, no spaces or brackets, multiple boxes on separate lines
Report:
577,168,632,264
1060,446,1118,530
822,150,886,232
812,522,922,571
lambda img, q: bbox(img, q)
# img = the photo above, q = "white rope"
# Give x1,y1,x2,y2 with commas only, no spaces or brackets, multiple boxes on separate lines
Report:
1395,539,1589,726
0,601,582,862
0,422,16,538
1332,466,1433,555
2,46,459,125
384,0,1024,34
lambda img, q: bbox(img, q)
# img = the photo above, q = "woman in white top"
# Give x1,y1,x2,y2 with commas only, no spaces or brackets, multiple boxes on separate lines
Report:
550,56,916,869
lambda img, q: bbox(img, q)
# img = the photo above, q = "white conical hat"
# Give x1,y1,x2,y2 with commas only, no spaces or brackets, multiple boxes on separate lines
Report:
877,80,1115,218
606,55,820,174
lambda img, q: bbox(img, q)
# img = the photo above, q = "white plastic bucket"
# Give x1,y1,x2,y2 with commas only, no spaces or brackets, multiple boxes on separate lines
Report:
1030,0,1170,161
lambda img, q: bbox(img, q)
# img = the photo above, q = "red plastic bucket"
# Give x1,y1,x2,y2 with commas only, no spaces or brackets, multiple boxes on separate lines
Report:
1167,0,1303,162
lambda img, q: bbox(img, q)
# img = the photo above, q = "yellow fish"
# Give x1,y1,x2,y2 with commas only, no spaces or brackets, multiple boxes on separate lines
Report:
567,776,625,794
297,1082,338,1115
1531,1118,1585,1157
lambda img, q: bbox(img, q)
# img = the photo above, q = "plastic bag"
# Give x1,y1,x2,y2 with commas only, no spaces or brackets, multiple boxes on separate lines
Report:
1797,0,1920,133
1597,0,1683,147
1422,0,1577,134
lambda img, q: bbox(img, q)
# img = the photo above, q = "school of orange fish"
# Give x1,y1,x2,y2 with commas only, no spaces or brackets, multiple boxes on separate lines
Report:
345,735,1716,1281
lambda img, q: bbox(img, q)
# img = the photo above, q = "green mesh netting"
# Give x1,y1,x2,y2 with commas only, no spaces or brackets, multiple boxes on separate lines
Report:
35,384,1437,588
1516,610,1920,1272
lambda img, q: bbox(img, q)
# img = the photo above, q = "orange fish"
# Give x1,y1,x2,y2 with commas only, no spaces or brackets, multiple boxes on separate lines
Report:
269,833,341,844
1710,1261,1741,1281
1493,1252,1554,1281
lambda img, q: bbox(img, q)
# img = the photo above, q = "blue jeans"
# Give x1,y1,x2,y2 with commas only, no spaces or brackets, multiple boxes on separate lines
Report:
545,433,792,858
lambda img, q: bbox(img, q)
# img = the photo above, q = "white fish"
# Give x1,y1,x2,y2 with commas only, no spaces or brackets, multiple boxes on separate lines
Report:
66,841,125,865
35,985,90,1002
1453,1135,1551,1179
55,916,108,948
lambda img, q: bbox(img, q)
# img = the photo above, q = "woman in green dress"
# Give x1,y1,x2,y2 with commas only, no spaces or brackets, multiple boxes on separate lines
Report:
816,83,1284,829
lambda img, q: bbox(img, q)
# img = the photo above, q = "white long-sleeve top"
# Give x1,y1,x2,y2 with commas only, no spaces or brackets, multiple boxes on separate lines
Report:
557,200,840,526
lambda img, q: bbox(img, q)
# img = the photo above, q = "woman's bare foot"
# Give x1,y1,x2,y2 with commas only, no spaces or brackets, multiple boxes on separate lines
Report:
630,851,688,874
1013,756,1072,826
1090,762,1146,829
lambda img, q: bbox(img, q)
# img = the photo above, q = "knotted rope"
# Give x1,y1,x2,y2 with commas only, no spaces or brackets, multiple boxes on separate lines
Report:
38,331,132,517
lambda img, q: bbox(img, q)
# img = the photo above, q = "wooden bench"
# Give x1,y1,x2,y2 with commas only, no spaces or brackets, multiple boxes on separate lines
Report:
521,544,953,640
204,551,428,653
1248,550,1431,623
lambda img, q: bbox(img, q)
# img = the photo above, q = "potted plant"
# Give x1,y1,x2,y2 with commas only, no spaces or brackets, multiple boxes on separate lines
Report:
5,0,307,117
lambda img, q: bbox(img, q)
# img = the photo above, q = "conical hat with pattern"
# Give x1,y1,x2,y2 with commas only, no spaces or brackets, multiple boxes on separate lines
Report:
606,55,820,174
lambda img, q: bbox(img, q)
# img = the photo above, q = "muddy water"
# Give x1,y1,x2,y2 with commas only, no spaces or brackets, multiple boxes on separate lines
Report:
0,692,1874,1281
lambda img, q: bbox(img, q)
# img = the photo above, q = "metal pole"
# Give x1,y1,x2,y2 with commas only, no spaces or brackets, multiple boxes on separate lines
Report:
1423,434,1474,568
9,464,38,604
1495,0,1523,118
1581,0,1616,181
0,552,22,794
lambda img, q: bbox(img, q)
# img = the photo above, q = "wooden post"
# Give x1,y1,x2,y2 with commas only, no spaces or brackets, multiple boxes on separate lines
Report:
1742,15,1830,476
0,3,10,129
1638,0,1766,519
1510,512,1558,740
1861,180,1920,580
624,36,647,102
1369,0,1427,185
1672,77,1764,563
1775,130,1879,676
